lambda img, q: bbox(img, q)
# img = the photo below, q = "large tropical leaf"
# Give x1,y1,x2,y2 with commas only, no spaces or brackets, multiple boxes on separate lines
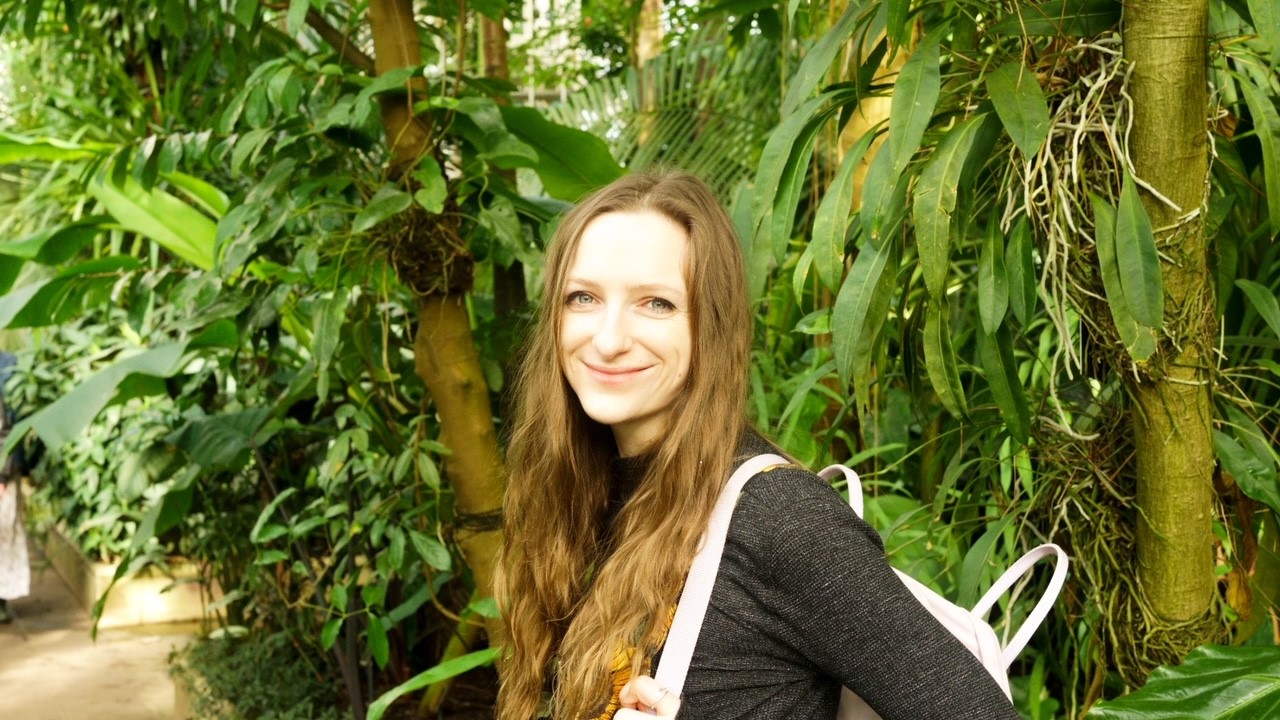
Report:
88,172,218,270
1086,645,1280,718
500,106,624,201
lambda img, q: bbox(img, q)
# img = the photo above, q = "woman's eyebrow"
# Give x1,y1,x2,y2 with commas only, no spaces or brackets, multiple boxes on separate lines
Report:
563,279,686,296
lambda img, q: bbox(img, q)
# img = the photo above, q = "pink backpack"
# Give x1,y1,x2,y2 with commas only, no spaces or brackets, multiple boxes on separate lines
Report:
655,454,1069,719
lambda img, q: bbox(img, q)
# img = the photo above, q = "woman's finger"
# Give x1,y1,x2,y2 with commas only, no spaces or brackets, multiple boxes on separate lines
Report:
618,675,681,717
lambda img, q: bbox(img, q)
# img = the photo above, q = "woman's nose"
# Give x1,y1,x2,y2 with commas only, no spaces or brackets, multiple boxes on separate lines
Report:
592,308,632,357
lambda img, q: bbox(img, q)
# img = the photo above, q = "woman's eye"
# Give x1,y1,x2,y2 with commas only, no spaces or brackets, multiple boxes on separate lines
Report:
566,291,594,306
648,298,676,312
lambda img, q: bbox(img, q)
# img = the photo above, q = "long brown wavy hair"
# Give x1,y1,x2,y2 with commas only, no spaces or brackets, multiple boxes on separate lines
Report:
495,170,752,719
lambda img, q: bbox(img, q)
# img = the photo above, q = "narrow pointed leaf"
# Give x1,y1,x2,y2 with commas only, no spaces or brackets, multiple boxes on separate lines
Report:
979,222,1010,334
1240,79,1280,236
1115,173,1164,327
888,30,942,176
812,128,876,291
1006,217,1038,325
1092,194,1157,362
986,63,1051,158
0,131,109,163
850,243,900,413
923,300,968,419
366,648,501,720
833,238,895,384
781,0,865,116
912,116,983,299
1236,279,1280,341
978,325,1030,444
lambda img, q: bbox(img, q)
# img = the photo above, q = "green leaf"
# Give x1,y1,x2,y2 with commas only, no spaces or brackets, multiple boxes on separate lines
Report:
412,156,448,214
169,408,271,471
367,615,390,668
1092,194,1158,362
1086,644,1280,718
0,218,103,265
0,131,109,163
812,128,876,292
978,325,1031,444
313,290,349,401
1216,430,1280,515
1240,79,1280,237
978,222,1009,334
500,106,625,201
410,530,452,572
1246,0,1280,61
986,63,1051,158
285,0,308,35
354,187,412,234
923,300,969,419
250,487,298,543
912,116,983,299
3,343,190,455
1115,173,1164,328
860,141,910,248
89,172,216,270
888,29,943,176
991,0,1121,38
366,648,501,720
780,0,865,116
957,515,1015,607
164,172,230,218
232,0,258,28
1237,279,1280,341
321,618,342,650
833,238,895,385
1006,217,1038,325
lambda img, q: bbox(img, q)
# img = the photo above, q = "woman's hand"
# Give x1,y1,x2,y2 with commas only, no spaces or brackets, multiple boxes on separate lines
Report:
615,675,680,718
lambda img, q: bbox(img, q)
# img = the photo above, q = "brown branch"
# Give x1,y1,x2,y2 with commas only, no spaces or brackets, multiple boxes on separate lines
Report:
306,8,376,74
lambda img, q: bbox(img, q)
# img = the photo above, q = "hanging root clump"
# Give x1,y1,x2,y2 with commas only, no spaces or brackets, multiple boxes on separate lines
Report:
378,195,474,298
1009,36,1223,692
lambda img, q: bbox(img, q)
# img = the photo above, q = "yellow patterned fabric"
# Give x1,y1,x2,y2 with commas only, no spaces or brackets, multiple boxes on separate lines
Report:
594,608,675,719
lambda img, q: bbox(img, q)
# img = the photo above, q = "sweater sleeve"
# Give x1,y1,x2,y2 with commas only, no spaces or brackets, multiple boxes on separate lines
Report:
729,467,1020,720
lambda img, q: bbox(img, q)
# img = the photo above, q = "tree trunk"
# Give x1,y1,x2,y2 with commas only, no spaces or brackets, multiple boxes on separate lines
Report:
1123,0,1217,626
367,0,505,626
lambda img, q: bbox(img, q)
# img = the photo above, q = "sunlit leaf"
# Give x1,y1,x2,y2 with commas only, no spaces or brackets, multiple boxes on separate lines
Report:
860,142,910,248
366,648,501,720
888,29,943,176
780,0,865,116
353,187,412,234
912,116,983,299
812,128,876,292
1240,79,1280,237
501,106,625,201
89,172,217,270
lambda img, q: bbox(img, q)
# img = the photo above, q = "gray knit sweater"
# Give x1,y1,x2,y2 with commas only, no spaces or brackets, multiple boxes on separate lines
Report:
614,433,1021,720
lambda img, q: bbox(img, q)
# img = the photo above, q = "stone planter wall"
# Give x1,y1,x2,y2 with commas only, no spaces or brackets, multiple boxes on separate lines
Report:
42,525,217,628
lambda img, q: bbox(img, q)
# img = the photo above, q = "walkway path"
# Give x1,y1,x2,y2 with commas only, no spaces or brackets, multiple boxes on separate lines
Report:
0,548,195,719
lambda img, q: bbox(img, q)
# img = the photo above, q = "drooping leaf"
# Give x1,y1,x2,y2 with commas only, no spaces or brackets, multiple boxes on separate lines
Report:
367,615,390,668
1216,428,1280,515
1240,79,1280,237
923,300,968,419
3,343,191,455
313,290,350,401
781,0,866,116
888,29,943,176
0,218,103,265
165,171,230,217
812,128,876,292
1092,194,1158,362
366,647,502,720
353,187,412,234
500,106,625,201
849,243,900,414
0,131,108,163
991,0,1121,38
1006,217,1038,325
978,222,1009,334
169,408,272,471
986,63,1051,158
1086,645,1280,718
1114,174,1164,328
860,141,911,248
978,324,1031,444
957,515,1016,607
833,238,896,384
912,116,983,299
1236,279,1280,341
410,530,452,572
89,172,217,270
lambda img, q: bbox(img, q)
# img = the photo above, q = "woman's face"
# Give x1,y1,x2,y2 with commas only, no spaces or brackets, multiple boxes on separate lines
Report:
559,210,693,457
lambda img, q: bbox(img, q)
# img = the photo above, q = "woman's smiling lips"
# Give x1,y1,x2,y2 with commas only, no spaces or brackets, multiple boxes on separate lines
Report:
583,362,652,384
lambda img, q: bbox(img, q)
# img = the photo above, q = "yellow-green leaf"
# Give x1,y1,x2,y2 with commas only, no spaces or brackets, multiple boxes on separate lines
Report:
1115,173,1164,328
912,116,983,299
924,300,969,419
1092,194,1157,362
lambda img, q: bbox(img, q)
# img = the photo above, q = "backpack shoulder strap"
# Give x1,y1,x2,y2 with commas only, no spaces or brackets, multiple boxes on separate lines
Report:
654,453,788,696
971,543,1070,669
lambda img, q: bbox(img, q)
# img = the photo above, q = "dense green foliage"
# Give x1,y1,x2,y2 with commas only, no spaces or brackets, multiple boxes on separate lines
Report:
0,0,1278,718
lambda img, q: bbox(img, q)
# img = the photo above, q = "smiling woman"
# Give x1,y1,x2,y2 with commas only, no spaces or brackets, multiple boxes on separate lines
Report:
559,210,692,457
494,170,1020,720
